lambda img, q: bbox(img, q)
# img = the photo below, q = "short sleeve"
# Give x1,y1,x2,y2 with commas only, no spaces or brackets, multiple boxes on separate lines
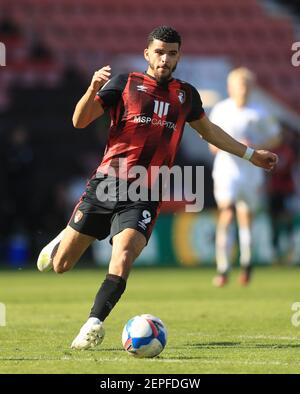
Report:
95,73,129,109
186,84,205,122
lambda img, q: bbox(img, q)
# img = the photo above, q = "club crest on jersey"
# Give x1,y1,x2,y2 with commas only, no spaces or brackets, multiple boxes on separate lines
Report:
177,89,186,104
74,210,83,224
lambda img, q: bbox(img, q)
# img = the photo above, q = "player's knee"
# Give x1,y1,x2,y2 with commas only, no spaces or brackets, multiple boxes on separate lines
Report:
219,207,234,224
53,263,68,274
53,265,66,274
53,256,72,274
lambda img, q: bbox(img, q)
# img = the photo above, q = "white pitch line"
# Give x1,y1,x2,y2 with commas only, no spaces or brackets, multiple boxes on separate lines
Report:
186,333,300,341
236,335,300,341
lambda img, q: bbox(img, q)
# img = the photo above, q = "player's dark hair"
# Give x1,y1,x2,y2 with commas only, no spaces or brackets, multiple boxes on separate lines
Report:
148,26,181,48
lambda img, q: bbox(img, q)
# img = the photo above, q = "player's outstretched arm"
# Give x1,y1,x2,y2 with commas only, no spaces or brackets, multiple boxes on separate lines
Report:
72,66,111,129
189,115,278,171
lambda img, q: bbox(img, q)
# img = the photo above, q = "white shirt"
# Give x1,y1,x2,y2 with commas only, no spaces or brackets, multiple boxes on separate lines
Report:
210,98,279,182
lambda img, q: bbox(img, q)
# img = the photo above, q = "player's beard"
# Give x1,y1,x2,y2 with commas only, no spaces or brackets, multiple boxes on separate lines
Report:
149,61,178,83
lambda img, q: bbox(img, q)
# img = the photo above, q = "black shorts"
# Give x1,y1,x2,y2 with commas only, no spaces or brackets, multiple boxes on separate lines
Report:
68,174,161,244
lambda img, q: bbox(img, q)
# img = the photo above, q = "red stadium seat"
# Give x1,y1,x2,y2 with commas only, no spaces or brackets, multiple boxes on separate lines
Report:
1,0,299,112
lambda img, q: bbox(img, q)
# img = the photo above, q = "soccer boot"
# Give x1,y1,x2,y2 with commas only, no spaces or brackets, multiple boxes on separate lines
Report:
212,273,228,288
71,318,105,350
238,266,252,286
37,229,65,272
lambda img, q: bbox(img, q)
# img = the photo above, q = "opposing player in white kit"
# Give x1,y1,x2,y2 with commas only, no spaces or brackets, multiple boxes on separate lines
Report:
210,68,280,287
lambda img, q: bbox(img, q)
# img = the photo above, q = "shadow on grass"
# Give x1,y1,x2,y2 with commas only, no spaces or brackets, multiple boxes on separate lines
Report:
190,342,300,349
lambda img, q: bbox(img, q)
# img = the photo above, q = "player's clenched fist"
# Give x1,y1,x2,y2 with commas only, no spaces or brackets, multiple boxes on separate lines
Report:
250,150,278,171
89,66,111,91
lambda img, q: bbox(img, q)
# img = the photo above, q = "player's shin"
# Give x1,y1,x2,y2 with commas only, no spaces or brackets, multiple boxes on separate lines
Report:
71,273,126,349
216,225,233,274
89,273,127,321
239,226,252,267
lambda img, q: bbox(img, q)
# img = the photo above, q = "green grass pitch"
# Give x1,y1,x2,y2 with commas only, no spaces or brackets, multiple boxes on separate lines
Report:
0,266,300,374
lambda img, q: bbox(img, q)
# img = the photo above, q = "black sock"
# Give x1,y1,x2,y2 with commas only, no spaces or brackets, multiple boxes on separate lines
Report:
89,274,126,322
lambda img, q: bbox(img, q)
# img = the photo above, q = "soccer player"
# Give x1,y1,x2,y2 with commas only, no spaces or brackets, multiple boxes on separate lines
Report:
209,67,280,287
37,27,278,349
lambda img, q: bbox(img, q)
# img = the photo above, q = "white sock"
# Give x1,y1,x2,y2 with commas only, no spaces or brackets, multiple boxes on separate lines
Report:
216,225,233,274
239,227,251,267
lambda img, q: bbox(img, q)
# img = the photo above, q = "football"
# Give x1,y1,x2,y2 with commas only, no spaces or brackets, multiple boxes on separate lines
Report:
122,314,167,358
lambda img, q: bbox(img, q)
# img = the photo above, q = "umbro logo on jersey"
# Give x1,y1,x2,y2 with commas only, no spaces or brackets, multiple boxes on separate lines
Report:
137,85,148,92
154,100,170,118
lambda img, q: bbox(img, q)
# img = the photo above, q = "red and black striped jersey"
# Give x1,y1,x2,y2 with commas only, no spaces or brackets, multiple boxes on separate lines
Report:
95,72,205,181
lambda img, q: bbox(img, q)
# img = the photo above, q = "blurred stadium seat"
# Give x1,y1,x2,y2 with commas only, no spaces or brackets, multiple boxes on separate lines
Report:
2,0,298,111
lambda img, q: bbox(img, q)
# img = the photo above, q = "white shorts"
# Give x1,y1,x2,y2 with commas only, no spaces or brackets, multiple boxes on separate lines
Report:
213,174,263,211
